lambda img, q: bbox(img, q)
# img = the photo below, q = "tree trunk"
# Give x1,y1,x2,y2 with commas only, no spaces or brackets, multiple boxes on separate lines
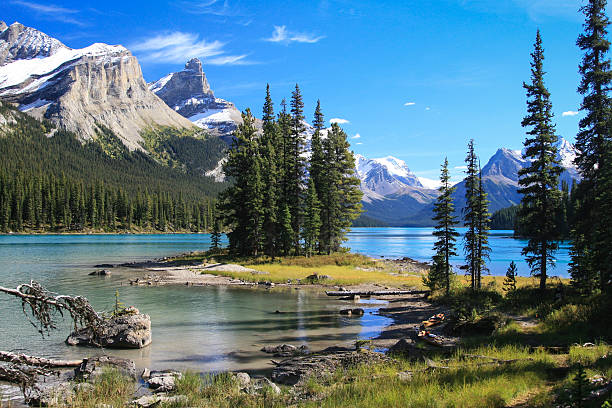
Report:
540,241,547,290
0,351,82,367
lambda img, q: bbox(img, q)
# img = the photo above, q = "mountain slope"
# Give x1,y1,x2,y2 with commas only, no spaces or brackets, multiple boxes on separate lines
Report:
0,21,195,150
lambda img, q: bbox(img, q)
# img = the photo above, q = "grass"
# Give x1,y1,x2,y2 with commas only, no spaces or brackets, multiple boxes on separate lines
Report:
67,368,135,407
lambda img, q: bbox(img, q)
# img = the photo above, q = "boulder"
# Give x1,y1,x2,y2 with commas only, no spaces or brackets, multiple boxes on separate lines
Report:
132,394,188,408
234,372,251,388
147,370,182,393
339,308,365,316
73,355,137,381
305,273,332,283
244,378,281,396
387,338,423,361
88,269,111,276
66,313,152,349
261,344,310,357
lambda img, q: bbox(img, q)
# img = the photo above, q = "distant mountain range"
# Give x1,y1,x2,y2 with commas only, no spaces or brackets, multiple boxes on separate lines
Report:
356,140,580,226
0,20,582,228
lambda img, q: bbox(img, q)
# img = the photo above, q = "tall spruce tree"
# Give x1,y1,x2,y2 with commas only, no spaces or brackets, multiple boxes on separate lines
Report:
463,139,480,290
261,85,280,258
320,123,362,253
220,109,264,256
303,178,322,257
571,0,612,294
428,158,459,296
288,85,307,253
310,101,326,253
475,161,491,289
518,30,562,291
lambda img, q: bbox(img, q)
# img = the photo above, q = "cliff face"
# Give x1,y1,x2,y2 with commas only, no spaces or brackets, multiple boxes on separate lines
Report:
0,21,195,150
150,58,243,140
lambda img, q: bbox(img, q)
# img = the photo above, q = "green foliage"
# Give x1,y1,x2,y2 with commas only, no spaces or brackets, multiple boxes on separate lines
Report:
429,157,460,295
571,0,612,295
573,363,589,408
113,290,125,316
0,103,220,233
503,261,518,294
302,178,322,257
518,30,563,291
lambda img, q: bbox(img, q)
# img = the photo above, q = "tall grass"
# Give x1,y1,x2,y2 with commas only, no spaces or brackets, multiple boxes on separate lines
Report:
68,368,135,408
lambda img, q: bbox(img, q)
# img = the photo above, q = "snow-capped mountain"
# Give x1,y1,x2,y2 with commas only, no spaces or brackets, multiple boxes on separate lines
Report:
149,58,242,140
355,154,424,198
0,21,194,149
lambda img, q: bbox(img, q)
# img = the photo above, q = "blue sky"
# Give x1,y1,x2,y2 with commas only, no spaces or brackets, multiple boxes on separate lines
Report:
2,0,597,182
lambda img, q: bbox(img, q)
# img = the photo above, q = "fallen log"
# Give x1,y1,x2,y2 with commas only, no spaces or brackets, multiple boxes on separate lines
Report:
0,351,82,368
325,290,428,297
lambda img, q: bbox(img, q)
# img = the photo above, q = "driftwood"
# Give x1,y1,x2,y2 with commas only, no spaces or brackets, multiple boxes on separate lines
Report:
325,290,428,297
0,351,82,368
0,281,102,336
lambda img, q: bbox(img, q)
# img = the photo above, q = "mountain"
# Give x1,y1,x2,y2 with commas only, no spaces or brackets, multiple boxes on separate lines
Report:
149,58,242,141
0,21,195,150
357,138,581,227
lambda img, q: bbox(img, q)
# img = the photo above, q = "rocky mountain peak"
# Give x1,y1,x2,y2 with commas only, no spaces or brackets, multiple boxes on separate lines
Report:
0,21,7,32
151,58,242,139
0,21,67,65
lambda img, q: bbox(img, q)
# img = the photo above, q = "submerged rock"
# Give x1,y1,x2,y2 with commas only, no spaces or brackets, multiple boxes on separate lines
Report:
339,308,365,316
88,269,112,276
66,312,152,349
261,344,310,357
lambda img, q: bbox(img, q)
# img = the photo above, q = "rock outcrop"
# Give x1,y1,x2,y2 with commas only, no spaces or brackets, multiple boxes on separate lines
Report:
0,21,195,150
149,58,243,140
66,311,152,349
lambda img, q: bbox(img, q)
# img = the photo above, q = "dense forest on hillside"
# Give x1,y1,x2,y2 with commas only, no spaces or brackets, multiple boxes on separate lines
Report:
0,103,224,233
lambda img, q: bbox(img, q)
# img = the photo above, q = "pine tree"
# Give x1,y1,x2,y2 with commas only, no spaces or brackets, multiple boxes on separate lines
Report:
288,85,307,253
475,161,491,289
463,139,479,290
210,215,221,250
503,261,518,293
429,158,460,296
261,86,280,258
518,30,562,291
571,0,612,294
320,124,362,253
303,178,322,257
310,100,326,253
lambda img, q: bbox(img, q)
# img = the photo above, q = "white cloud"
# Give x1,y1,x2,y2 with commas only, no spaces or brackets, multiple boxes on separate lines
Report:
454,165,468,170
11,0,86,26
425,107,431,111
130,32,252,65
562,110,579,117
179,0,238,16
264,25,325,44
404,102,416,106
355,142,363,145
330,118,349,124
352,133,361,139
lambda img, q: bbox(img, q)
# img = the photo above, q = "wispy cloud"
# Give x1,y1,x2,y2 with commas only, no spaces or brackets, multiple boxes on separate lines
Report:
264,25,325,44
178,0,239,16
330,118,349,124
11,0,86,26
130,32,252,65
562,110,579,117
404,102,416,106
355,142,363,145
454,165,468,170
425,107,431,111
352,133,361,139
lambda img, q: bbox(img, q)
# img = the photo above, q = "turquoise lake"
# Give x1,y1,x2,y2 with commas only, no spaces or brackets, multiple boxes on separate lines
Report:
0,228,570,388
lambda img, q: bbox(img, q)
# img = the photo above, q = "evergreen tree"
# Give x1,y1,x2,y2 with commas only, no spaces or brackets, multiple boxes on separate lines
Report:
463,139,480,290
518,30,562,291
320,124,362,253
503,261,518,293
475,161,491,289
288,85,307,253
220,109,265,256
310,100,326,253
210,215,221,250
302,178,322,257
429,158,460,296
261,85,280,258
571,0,612,294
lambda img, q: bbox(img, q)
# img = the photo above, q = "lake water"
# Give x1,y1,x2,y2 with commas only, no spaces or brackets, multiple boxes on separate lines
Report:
0,227,570,398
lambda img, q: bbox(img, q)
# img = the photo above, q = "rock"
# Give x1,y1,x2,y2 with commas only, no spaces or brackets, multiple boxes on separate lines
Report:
234,372,251,388
147,370,182,393
94,264,114,268
26,381,74,407
397,371,413,382
339,308,364,316
387,338,423,361
141,368,151,380
446,313,505,336
244,378,281,396
131,394,188,408
74,356,137,381
66,313,152,349
261,344,310,357
305,273,332,283
88,269,112,276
